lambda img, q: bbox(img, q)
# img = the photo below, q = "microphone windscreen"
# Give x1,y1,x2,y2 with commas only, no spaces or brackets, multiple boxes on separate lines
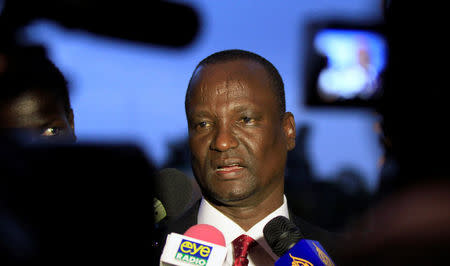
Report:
263,216,304,257
155,168,193,218
1,0,200,47
183,224,226,247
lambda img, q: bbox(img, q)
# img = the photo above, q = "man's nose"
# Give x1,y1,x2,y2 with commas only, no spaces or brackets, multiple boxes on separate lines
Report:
210,125,238,152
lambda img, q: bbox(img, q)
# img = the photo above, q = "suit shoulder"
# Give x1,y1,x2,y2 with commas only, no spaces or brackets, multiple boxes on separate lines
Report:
290,214,343,257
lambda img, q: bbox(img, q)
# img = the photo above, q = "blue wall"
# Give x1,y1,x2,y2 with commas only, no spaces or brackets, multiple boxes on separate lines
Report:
24,0,384,192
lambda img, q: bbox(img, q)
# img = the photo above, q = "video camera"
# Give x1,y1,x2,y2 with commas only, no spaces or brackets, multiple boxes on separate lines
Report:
303,20,388,109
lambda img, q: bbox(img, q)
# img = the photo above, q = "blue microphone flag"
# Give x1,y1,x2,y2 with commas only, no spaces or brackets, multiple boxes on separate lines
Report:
275,239,335,266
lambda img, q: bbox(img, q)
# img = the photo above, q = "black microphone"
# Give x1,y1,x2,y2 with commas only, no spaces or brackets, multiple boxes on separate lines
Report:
152,168,199,260
264,216,336,266
1,0,200,47
154,168,196,223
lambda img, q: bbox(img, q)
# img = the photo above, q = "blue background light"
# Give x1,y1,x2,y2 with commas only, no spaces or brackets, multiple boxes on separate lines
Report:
22,0,384,192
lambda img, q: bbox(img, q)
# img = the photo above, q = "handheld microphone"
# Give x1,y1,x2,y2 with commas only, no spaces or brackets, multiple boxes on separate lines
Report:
264,216,335,266
154,168,196,223
160,224,227,266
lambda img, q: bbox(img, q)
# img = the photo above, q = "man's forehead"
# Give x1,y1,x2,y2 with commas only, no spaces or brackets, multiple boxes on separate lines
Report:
195,79,251,98
193,59,268,81
3,89,58,112
189,60,271,97
0,89,65,128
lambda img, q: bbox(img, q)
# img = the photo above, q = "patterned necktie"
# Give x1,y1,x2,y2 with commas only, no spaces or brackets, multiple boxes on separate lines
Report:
232,234,256,266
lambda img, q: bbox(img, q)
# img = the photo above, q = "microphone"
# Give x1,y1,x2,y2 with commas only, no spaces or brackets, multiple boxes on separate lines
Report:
160,224,227,266
1,0,200,47
264,216,336,266
154,168,196,223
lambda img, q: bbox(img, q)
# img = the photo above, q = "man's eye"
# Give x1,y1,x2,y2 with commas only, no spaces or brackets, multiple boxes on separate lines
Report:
40,127,61,137
196,121,211,129
240,117,255,124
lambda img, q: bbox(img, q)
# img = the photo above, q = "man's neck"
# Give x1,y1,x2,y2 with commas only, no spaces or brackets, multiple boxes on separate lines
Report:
207,192,284,231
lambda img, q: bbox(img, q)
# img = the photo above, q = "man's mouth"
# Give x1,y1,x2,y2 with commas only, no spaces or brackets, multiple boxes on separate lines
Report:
216,163,244,173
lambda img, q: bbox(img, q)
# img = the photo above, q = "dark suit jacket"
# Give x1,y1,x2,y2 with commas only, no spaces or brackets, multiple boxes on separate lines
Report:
161,199,342,263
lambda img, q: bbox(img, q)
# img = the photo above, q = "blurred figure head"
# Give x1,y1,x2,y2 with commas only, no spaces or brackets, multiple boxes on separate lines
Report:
0,45,75,143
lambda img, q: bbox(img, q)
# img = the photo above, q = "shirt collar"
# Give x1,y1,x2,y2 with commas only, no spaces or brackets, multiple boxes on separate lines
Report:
197,195,290,260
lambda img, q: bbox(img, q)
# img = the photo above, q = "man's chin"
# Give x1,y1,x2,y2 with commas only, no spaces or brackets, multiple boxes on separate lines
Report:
204,188,255,206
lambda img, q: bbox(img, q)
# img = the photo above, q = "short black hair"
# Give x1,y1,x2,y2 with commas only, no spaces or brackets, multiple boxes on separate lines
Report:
185,49,286,118
0,45,72,117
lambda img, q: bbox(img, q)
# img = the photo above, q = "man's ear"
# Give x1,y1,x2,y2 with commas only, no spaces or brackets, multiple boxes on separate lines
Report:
283,112,296,151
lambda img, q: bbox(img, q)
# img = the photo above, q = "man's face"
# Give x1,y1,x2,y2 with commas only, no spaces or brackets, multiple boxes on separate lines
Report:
186,60,295,206
0,88,76,143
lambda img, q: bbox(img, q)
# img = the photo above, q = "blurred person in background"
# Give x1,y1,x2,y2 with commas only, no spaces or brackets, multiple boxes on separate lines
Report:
0,44,76,144
0,44,158,265
0,43,78,264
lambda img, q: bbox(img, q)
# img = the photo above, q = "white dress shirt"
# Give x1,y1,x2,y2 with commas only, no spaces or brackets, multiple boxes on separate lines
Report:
197,196,290,266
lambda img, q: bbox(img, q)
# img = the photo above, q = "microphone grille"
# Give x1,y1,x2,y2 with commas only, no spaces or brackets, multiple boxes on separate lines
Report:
263,216,303,257
155,168,193,217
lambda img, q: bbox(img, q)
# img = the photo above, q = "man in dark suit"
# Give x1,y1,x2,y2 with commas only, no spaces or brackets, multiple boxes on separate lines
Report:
167,49,339,265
